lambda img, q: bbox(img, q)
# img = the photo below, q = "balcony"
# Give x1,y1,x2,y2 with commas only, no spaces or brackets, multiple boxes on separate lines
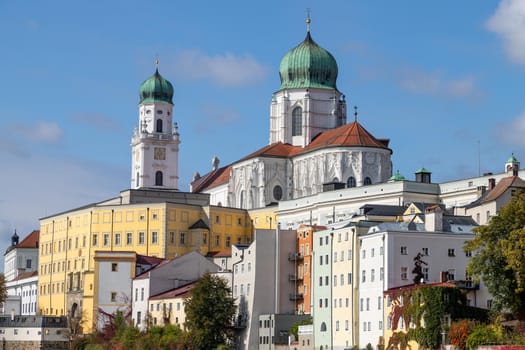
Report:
288,253,304,261
454,280,480,290
288,274,303,282
289,293,304,301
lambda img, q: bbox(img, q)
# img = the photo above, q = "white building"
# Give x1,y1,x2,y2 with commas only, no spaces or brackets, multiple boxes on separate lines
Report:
357,209,490,348
191,19,392,209
231,228,297,350
4,230,39,282
4,271,38,316
131,251,219,330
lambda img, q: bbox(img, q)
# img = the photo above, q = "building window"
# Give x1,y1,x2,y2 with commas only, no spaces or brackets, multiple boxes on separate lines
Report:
371,269,375,282
180,232,186,245
347,176,356,188
139,232,145,244
333,275,337,287
152,232,158,244
448,248,455,257
273,185,283,201
111,263,118,272
364,177,372,185
225,236,231,247
401,246,407,255
292,107,302,136
366,298,370,310
156,119,163,132
380,267,384,281
362,270,366,282
155,171,163,186
401,267,408,280
362,249,366,259
360,298,364,311
111,292,117,302
115,233,121,246
348,273,352,284
103,234,109,246
320,322,327,332
448,269,456,280
127,233,132,245
93,234,98,246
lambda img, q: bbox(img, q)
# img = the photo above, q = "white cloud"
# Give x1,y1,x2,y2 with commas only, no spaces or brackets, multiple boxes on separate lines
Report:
14,121,63,144
173,49,270,86
496,110,525,146
486,0,525,65
398,68,477,98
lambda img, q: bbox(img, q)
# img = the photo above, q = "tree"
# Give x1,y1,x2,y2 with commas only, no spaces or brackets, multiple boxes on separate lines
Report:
0,274,6,306
184,273,236,349
465,191,525,316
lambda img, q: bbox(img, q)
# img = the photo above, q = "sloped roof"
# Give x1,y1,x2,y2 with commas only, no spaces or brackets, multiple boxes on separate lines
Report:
360,204,405,217
239,142,302,161
149,281,196,300
302,121,391,153
189,219,209,230
191,165,232,193
206,250,231,258
481,176,525,204
384,281,457,295
16,230,39,249
136,254,165,267
134,256,176,280
11,270,38,281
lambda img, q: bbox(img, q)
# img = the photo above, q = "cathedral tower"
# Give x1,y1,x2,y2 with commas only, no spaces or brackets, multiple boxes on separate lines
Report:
269,17,346,147
131,62,180,189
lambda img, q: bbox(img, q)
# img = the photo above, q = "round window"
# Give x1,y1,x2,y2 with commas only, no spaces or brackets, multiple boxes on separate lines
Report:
273,185,283,201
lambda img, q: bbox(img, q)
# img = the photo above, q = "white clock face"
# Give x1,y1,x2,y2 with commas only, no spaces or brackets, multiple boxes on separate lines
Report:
365,152,376,164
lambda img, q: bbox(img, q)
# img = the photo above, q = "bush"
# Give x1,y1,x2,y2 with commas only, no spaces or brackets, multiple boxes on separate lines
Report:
466,324,504,350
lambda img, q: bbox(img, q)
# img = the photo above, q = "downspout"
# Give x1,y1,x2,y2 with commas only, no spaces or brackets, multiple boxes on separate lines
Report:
110,209,114,252
146,208,150,256
49,220,55,312
64,217,69,313
330,228,334,350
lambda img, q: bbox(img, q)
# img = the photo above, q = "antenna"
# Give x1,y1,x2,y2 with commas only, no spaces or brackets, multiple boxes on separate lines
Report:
354,106,358,122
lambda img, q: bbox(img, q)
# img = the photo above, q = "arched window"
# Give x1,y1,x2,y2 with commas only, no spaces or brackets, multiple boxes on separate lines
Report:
155,171,163,186
364,177,372,186
273,185,283,201
292,107,302,136
320,322,327,332
156,119,163,133
347,176,356,188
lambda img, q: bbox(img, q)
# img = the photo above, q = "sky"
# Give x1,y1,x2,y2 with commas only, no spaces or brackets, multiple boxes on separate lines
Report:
1,0,525,258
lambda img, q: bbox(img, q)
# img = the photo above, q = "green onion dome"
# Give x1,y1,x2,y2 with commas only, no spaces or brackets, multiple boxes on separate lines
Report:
507,153,519,163
139,68,174,104
389,170,406,182
279,31,338,90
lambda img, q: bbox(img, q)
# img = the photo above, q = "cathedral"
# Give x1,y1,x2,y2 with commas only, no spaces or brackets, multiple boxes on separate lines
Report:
189,19,393,209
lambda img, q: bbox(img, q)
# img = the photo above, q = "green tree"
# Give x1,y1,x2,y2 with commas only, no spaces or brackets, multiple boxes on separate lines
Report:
0,274,6,306
465,191,525,315
184,273,236,349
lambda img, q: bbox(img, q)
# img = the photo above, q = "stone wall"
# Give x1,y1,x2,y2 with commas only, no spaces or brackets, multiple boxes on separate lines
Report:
1,340,69,350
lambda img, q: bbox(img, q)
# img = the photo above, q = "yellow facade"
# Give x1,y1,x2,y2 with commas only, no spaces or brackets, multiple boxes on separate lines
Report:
38,190,252,333
148,294,189,329
247,205,278,230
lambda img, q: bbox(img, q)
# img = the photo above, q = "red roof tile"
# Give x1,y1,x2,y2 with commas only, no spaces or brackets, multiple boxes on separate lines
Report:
302,121,391,153
191,165,232,193
482,176,525,204
239,142,301,161
16,230,39,249
206,250,231,258
136,254,165,266
11,271,38,281
149,281,196,300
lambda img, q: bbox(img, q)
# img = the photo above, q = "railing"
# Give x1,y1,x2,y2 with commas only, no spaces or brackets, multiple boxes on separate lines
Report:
289,293,304,301
288,253,304,261
454,280,480,290
288,274,303,281
232,313,248,329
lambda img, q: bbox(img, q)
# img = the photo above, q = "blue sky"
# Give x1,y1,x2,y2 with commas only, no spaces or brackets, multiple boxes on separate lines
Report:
1,0,525,254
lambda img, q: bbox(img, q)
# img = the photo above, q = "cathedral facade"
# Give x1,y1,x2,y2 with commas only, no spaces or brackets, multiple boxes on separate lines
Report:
190,22,393,209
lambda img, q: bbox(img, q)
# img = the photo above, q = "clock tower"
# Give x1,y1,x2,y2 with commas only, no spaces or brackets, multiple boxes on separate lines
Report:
131,62,180,189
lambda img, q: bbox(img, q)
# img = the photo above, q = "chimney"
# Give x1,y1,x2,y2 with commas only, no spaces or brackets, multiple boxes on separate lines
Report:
488,178,496,190
425,205,443,232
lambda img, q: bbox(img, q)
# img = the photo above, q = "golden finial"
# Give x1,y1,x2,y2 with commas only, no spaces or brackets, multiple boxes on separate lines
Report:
306,8,311,32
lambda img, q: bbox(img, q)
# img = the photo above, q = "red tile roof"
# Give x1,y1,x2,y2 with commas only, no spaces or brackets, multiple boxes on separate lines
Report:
384,281,457,295
191,165,232,193
16,230,39,249
136,254,165,267
206,250,231,258
302,121,391,153
482,176,525,204
149,281,196,300
11,270,38,281
191,122,390,193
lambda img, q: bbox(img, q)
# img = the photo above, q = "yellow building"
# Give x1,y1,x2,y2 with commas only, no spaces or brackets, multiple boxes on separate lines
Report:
38,188,253,333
